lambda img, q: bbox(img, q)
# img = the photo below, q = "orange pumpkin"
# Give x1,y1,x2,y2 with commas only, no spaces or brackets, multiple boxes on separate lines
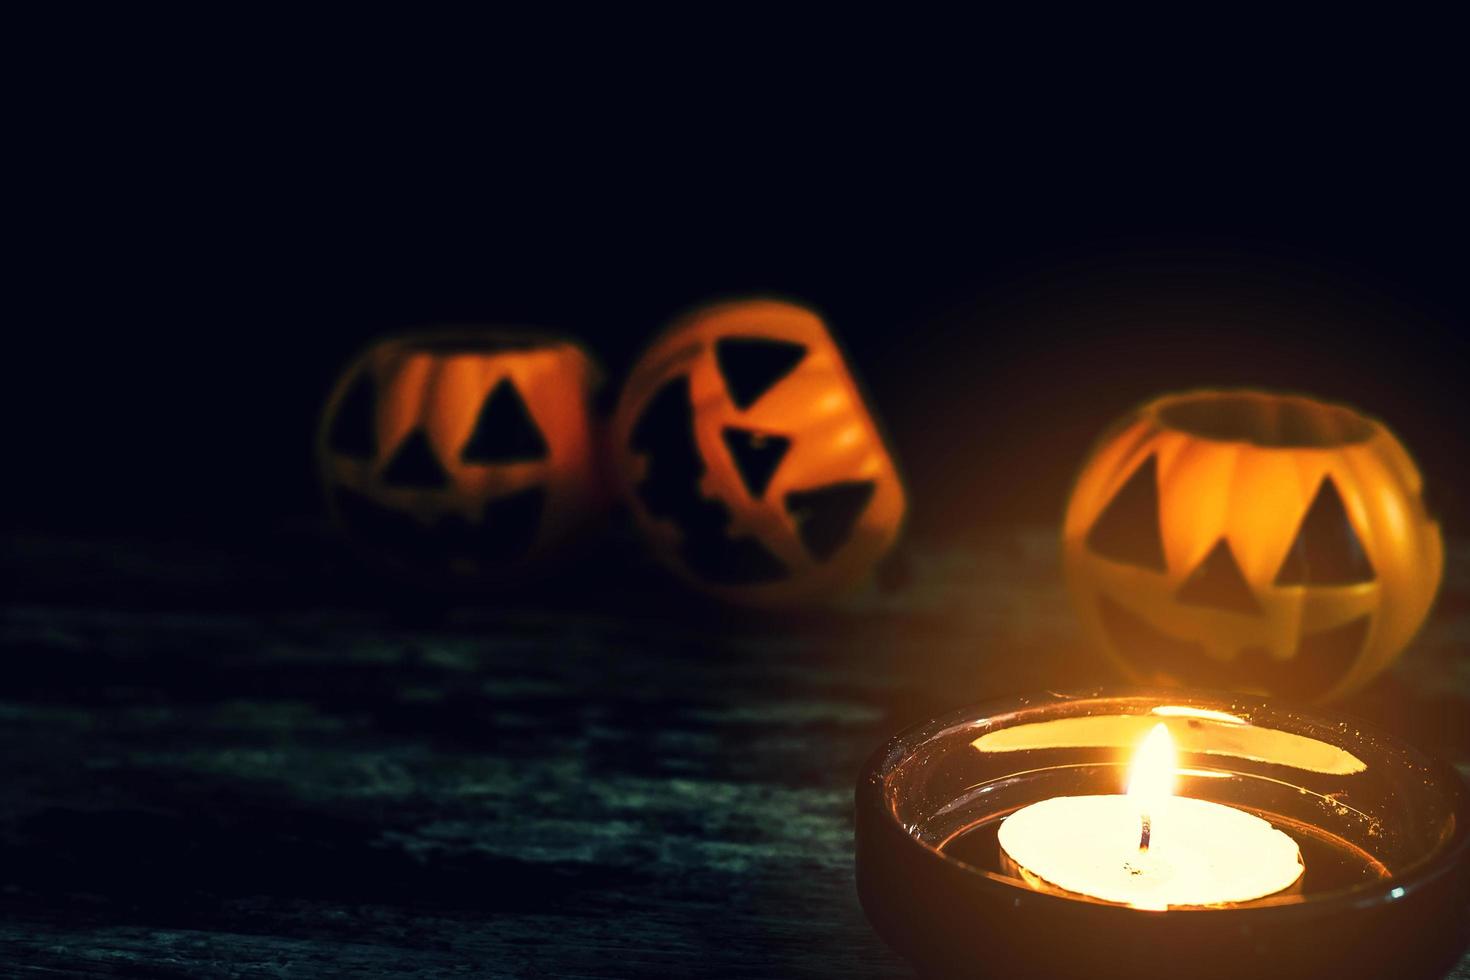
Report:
612,298,906,606
317,329,605,578
1063,390,1442,701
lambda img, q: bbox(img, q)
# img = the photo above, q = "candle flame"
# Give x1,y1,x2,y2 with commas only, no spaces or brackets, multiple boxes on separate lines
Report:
1127,723,1177,803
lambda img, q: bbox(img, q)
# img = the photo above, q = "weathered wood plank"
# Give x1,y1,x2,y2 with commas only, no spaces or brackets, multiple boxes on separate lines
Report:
2,527,1467,976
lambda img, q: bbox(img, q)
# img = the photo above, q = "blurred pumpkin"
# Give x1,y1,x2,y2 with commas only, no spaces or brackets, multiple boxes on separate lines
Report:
317,329,605,579
612,298,905,606
1063,390,1442,701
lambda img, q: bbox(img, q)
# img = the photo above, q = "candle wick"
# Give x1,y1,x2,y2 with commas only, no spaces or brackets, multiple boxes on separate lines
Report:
1138,812,1151,854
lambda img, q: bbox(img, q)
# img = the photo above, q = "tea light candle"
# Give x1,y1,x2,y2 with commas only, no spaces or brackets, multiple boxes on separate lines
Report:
998,723,1304,909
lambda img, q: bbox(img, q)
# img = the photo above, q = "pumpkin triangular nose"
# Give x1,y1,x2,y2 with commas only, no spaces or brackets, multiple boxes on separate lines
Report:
381,429,449,488
1177,539,1261,614
721,427,791,499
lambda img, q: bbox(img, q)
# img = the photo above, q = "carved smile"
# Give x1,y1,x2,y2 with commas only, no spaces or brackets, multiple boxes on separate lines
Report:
1097,595,1372,701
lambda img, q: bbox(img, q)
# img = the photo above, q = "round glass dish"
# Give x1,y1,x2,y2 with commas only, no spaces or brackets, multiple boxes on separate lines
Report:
855,690,1470,980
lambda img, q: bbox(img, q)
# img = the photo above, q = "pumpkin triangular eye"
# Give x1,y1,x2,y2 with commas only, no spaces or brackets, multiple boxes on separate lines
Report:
1273,477,1375,585
1177,539,1261,615
785,480,876,560
1085,455,1167,571
327,373,376,458
722,427,791,498
715,338,807,409
461,379,548,463
382,430,449,488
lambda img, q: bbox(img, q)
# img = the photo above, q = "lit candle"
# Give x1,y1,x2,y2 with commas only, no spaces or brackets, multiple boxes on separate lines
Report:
997,723,1304,909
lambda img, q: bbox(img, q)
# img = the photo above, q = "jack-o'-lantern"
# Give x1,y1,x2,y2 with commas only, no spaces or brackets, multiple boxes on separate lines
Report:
317,329,605,579
1063,390,1442,701
612,298,906,606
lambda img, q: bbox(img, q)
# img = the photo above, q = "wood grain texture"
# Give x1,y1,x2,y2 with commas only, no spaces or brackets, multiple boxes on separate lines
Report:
3,525,1468,978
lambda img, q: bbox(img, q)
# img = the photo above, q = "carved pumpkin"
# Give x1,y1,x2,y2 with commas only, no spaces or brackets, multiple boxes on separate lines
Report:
611,298,906,606
1063,390,1442,701
317,329,605,578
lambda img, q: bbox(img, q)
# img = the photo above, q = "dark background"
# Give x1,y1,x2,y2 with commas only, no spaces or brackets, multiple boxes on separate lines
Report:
13,65,1470,546
7,40,1470,979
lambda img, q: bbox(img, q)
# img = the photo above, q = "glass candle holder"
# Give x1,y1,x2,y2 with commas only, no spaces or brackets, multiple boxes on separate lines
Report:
855,690,1470,980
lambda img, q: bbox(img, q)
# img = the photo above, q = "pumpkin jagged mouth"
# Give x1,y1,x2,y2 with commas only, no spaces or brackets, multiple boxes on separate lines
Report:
1097,596,1371,701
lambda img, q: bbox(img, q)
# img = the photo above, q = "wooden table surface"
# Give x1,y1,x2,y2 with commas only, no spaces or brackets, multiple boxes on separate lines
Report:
3,525,1468,978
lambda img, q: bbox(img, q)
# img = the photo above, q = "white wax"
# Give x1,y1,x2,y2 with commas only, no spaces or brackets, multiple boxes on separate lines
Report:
997,795,1304,910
